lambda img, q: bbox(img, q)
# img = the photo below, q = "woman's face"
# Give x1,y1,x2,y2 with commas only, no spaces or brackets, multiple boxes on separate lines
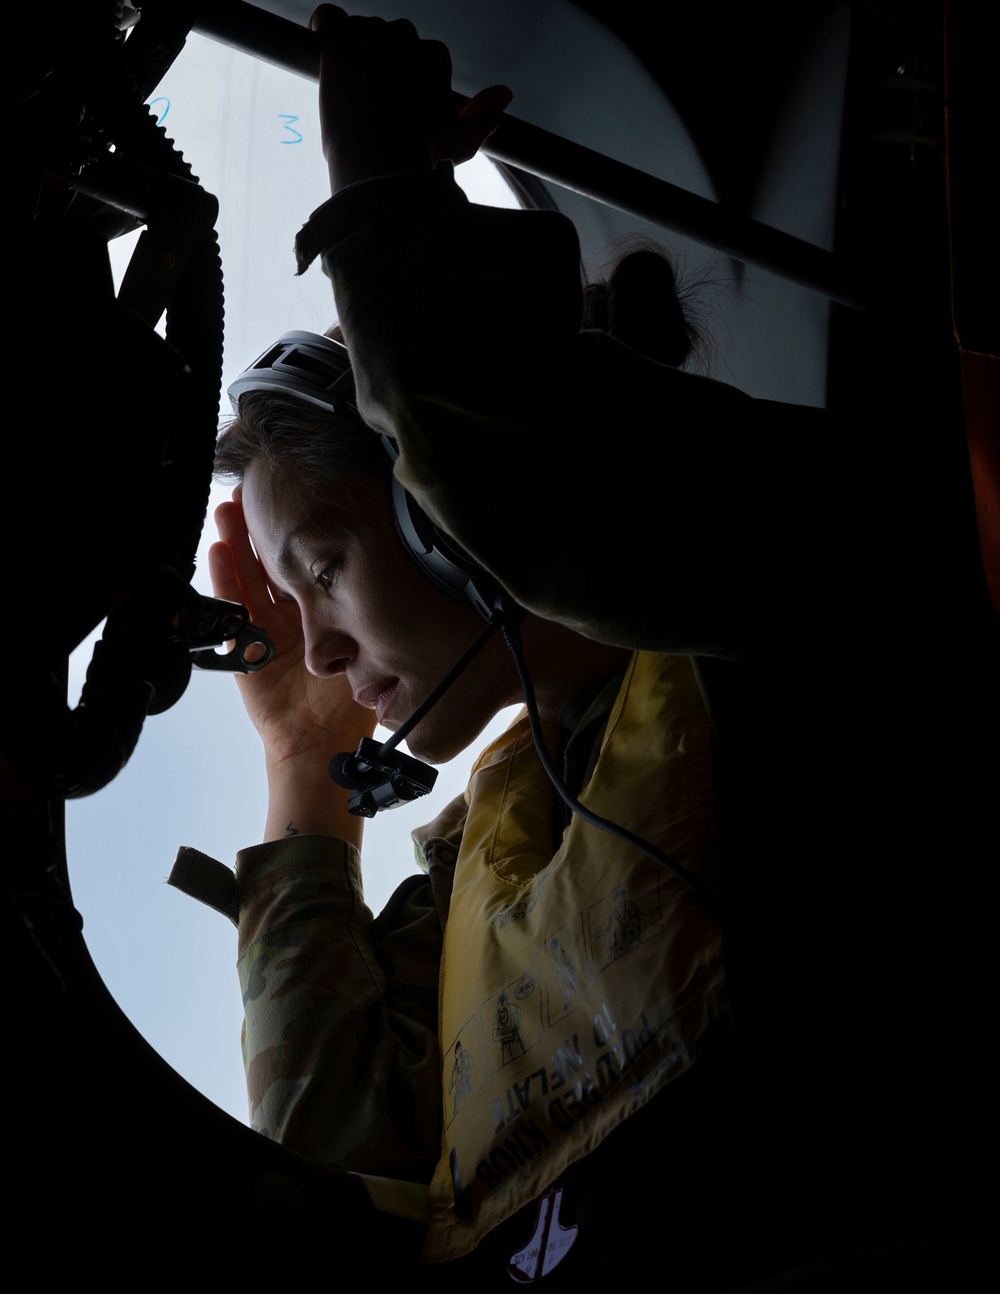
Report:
241,462,520,763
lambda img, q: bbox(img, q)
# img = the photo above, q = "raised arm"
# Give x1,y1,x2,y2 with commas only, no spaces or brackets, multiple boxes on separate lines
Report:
210,492,375,848
230,830,447,1180
300,8,836,662
173,492,447,1178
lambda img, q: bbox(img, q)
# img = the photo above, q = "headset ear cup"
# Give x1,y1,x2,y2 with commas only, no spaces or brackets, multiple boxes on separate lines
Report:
389,474,509,621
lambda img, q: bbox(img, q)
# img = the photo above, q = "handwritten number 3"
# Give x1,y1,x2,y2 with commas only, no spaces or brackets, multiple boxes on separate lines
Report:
278,114,302,145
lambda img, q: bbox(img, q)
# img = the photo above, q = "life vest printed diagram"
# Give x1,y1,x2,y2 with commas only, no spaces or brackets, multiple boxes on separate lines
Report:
591,872,663,971
547,934,578,1014
443,974,537,1128
448,1038,475,1115
535,909,594,1027
493,989,527,1066
444,872,666,1128
605,887,643,959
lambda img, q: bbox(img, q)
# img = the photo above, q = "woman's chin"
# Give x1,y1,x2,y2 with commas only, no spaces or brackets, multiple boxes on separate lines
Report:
404,721,471,768
404,733,451,767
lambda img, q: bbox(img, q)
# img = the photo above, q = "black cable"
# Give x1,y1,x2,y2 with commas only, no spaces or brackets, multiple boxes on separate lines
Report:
373,615,501,754
329,615,503,813
501,619,723,919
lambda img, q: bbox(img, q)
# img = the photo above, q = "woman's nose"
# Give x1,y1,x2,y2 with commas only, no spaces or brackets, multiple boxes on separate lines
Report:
301,609,354,678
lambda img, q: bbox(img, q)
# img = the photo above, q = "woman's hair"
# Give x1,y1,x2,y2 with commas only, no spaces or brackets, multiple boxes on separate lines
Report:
214,325,391,499
582,239,707,370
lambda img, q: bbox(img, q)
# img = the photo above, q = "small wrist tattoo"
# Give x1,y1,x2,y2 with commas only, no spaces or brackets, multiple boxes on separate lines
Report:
285,820,299,837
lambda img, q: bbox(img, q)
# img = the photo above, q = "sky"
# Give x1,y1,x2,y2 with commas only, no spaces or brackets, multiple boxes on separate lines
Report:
66,28,520,1125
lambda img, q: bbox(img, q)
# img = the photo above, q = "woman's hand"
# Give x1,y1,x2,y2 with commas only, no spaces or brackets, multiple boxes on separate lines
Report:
310,4,511,192
211,493,375,845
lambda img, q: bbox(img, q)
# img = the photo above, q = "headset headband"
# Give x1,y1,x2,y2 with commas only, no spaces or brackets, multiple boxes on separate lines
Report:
227,330,358,417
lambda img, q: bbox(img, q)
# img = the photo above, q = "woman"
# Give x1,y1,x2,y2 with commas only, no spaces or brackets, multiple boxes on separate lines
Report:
189,291,726,1276
173,6,957,1286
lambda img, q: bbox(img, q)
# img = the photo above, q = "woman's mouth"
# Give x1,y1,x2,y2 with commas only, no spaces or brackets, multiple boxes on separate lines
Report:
375,681,400,725
355,679,400,726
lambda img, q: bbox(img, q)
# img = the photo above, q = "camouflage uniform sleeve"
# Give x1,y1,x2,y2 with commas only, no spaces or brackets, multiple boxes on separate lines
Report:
234,835,444,1181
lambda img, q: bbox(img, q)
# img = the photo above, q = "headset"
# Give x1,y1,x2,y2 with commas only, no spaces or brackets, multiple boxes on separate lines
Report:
227,331,720,914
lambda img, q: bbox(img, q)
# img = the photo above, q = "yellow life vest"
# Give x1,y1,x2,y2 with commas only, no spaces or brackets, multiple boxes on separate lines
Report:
423,651,730,1262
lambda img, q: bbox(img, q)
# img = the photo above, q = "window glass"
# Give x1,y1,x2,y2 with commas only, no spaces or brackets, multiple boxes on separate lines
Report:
67,30,521,1123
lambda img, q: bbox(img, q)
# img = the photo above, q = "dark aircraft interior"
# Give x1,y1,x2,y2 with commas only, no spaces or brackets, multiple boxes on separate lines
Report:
7,0,996,1282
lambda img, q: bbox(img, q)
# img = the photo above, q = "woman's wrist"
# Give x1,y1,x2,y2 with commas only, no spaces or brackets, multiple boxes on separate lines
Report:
263,749,363,849
325,140,432,195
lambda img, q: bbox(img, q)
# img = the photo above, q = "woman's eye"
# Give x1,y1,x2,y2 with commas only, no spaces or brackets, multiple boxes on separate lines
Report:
315,562,339,588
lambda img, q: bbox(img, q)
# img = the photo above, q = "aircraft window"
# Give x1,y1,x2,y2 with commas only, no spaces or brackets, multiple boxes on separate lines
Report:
65,28,521,1125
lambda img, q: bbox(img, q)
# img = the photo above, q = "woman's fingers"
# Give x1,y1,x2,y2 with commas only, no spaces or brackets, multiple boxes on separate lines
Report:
309,4,345,34
311,5,482,188
447,84,513,163
213,498,275,620
210,527,303,674
311,6,418,43
459,85,514,131
207,539,241,605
